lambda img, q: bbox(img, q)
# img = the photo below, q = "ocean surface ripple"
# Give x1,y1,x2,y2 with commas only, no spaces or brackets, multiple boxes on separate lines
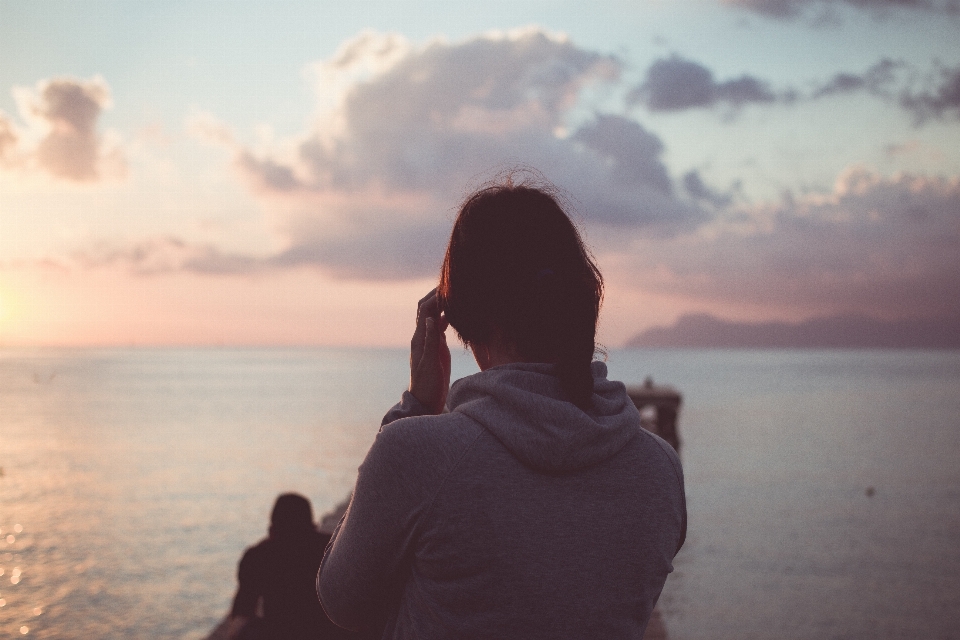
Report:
1,347,958,639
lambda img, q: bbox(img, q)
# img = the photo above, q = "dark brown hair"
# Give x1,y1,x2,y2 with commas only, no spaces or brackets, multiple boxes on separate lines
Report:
269,493,315,538
438,183,603,410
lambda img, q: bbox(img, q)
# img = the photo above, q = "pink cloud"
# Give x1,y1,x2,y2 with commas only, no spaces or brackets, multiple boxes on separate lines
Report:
613,166,960,321
0,113,18,163
5,76,125,181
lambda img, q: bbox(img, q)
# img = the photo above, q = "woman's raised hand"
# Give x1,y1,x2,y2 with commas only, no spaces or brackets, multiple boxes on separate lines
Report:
409,288,451,414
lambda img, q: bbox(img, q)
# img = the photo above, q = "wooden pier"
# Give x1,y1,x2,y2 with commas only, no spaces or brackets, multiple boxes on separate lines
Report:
627,376,682,452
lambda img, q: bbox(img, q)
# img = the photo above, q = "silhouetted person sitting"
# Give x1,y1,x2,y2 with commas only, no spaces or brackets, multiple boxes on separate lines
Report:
226,493,352,640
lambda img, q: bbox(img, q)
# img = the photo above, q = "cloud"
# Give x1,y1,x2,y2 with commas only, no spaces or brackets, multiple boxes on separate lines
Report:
269,216,452,279
810,59,960,124
628,55,780,112
571,114,672,195
636,55,958,126
206,29,705,279
66,222,451,280
811,58,902,98
70,237,262,276
899,63,960,123
617,166,960,321
722,0,960,19
0,113,18,163
186,110,236,148
681,170,735,208
3,76,125,181
86,163,958,331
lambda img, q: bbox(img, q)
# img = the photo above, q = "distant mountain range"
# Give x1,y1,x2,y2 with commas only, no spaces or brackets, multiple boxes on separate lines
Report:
626,314,960,349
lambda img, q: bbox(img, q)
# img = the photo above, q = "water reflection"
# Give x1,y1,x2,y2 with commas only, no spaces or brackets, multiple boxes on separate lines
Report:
2,348,958,639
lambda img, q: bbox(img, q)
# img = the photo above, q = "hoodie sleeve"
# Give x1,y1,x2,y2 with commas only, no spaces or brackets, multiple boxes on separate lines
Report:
380,390,428,428
318,413,480,632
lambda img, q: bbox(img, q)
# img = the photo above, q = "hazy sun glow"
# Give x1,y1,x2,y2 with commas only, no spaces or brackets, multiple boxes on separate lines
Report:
0,288,16,324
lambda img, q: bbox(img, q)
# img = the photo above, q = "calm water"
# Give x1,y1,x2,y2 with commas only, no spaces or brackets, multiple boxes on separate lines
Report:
1,347,958,639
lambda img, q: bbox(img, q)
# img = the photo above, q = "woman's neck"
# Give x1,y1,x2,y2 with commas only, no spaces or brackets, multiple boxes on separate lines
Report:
470,334,523,371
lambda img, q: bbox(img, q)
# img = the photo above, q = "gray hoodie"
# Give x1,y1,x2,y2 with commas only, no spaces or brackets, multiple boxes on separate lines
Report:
318,362,686,640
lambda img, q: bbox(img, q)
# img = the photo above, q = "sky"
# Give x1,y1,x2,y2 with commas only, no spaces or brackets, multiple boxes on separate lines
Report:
1,0,958,347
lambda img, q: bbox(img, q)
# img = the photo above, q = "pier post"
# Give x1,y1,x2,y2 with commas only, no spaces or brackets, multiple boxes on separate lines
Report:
626,378,682,453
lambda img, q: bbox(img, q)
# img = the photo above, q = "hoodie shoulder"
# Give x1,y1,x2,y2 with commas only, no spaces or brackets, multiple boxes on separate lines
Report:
638,428,684,489
379,410,483,445
635,427,686,553
371,412,486,494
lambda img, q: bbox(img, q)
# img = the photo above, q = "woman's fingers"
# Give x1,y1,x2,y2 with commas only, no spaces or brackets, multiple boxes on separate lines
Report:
409,289,449,414
417,287,438,309
417,291,440,327
423,316,449,362
422,317,439,365
411,290,438,365
438,318,451,394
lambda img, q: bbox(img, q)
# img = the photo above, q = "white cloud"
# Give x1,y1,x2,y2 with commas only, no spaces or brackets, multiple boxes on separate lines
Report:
4,76,126,181
212,29,705,279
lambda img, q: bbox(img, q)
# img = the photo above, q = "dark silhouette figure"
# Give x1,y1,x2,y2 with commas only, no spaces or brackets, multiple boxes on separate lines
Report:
228,493,353,640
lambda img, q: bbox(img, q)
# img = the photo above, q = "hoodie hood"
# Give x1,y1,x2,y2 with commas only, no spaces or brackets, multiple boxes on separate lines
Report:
447,361,641,473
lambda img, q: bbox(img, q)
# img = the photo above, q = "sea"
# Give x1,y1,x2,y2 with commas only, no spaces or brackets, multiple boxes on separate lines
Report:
1,347,958,639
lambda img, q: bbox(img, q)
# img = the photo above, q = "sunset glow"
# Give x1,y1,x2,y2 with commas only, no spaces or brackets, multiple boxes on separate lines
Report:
1,0,958,346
